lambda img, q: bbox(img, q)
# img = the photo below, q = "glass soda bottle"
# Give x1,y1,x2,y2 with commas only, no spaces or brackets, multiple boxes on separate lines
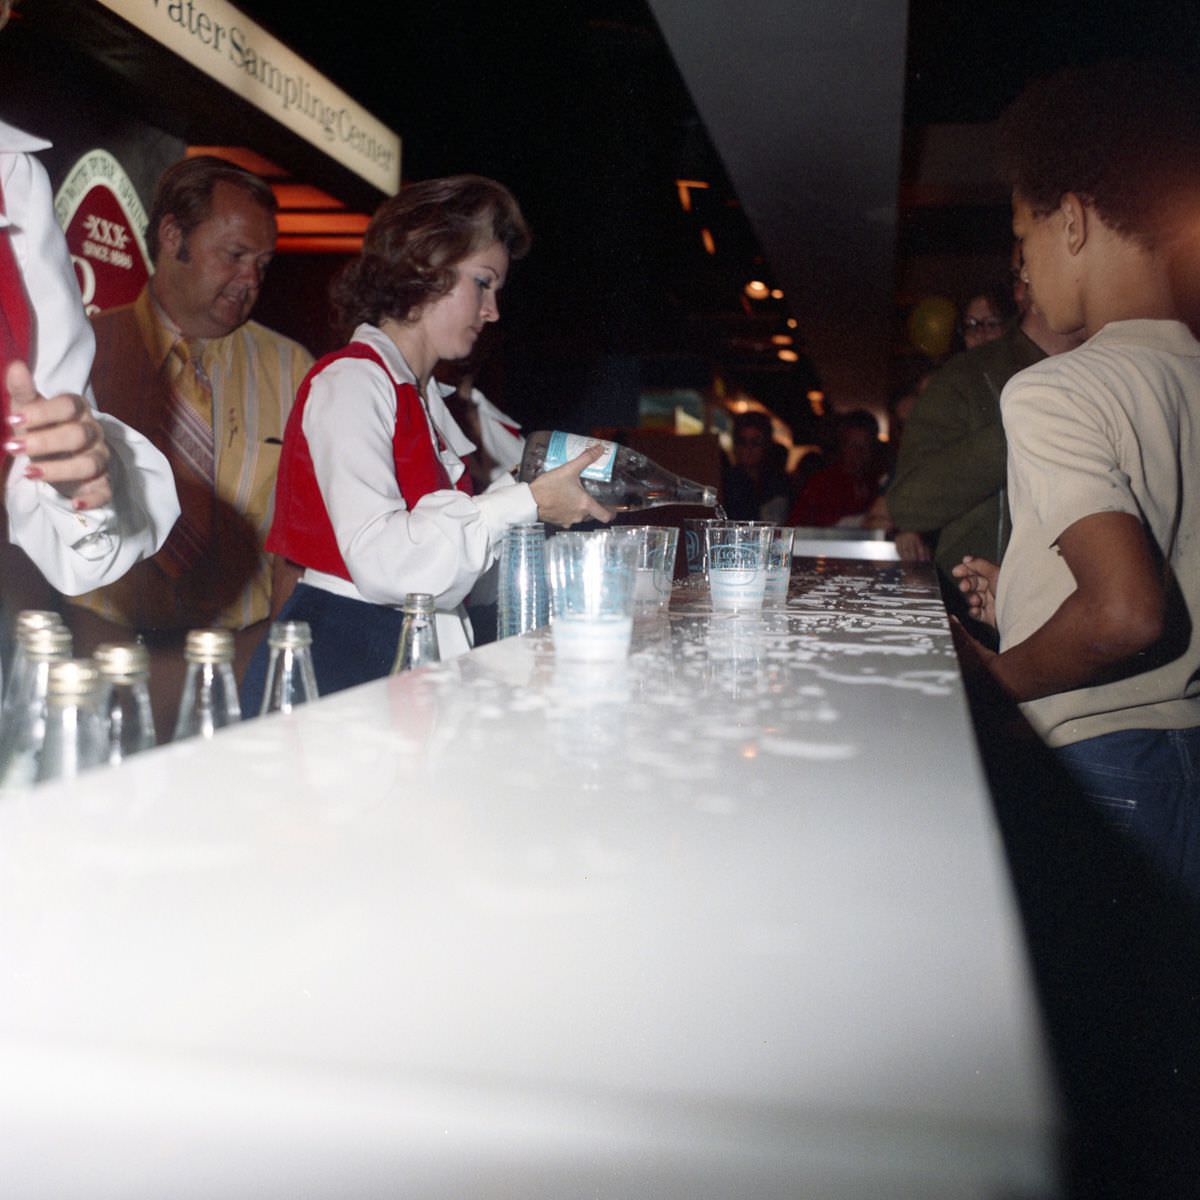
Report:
392,594,440,673
2,610,64,717
260,620,319,715
173,629,241,741
517,430,718,513
0,623,73,792
38,658,107,784
94,642,157,764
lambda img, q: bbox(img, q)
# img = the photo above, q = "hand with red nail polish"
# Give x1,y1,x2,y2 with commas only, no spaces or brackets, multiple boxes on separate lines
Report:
4,360,112,509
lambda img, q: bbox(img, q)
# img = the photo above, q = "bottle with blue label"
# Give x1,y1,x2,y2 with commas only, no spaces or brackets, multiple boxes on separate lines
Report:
517,430,717,513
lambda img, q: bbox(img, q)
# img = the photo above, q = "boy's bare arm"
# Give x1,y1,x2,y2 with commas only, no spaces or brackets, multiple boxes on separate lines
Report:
987,512,1165,701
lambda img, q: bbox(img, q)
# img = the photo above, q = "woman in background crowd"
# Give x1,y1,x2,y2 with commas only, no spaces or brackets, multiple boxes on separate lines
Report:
788,410,883,527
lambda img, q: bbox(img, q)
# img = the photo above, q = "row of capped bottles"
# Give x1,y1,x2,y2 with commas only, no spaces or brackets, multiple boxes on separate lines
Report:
0,614,318,790
0,594,441,790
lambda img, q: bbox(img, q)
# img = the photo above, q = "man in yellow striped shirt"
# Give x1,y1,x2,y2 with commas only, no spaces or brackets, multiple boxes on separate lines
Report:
64,156,313,734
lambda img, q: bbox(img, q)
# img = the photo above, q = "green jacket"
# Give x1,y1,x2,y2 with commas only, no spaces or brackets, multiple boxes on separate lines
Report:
887,326,1046,582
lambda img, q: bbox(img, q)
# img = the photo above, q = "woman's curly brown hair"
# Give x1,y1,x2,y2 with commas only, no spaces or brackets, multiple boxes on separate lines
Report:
332,175,531,333
999,60,1200,250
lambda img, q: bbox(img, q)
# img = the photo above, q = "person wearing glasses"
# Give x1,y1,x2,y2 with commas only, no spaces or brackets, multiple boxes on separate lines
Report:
720,410,791,523
959,283,1016,351
886,246,1082,628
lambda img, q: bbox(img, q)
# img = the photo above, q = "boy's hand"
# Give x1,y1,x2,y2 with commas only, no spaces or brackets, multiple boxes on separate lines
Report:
951,554,999,628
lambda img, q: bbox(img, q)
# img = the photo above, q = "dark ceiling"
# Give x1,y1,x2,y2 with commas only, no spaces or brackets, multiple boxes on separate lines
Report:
226,0,1199,430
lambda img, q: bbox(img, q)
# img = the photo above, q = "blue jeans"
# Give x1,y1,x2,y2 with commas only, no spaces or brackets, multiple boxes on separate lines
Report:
1054,727,1200,902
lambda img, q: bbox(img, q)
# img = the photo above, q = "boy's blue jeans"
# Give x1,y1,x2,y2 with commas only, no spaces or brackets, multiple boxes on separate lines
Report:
1054,727,1200,903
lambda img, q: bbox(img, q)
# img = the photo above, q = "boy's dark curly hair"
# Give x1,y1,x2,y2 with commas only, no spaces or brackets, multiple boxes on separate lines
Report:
998,60,1200,249
332,175,531,332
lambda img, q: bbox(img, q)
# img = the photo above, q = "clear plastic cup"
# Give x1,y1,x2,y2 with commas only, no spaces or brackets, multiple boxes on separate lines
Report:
705,523,773,612
623,526,677,613
683,517,729,581
547,530,638,661
762,526,796,607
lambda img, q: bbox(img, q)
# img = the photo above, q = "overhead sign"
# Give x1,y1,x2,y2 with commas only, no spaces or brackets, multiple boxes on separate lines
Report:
53,149,152,315
94,0,401,195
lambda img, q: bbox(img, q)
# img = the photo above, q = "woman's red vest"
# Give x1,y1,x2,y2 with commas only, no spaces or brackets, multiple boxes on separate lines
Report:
266,343,473,580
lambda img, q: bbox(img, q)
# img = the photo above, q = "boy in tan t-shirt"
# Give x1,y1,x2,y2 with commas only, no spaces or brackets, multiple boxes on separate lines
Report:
953,61,1200,899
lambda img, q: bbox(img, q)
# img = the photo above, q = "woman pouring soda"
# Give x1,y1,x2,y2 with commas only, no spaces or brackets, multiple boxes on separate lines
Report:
242,175,612,706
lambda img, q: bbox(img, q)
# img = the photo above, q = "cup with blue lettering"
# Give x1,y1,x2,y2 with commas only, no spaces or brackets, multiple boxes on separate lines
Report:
705,523,772,612
630,526,677,613
603,528,658,613
547,530,639,661
684,517,727,582
762,525,796,607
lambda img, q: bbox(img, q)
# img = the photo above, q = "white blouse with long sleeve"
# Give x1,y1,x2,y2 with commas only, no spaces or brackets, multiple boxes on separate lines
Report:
1,120,178,595
298,324,537,656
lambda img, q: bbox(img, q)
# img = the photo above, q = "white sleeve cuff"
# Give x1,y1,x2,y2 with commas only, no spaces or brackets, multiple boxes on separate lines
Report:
475,480,538,544
5,414,180,595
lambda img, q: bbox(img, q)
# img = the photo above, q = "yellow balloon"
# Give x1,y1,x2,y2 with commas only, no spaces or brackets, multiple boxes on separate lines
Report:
907,296,957,359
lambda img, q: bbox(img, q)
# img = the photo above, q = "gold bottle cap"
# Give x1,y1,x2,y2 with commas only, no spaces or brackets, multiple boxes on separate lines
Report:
94,642,150,681
184,628,235,664
22,624,73,660
15,610,63,636
46,658,101,701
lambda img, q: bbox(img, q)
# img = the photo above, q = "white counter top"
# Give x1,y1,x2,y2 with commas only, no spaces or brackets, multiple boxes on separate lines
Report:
0,559,1057,1198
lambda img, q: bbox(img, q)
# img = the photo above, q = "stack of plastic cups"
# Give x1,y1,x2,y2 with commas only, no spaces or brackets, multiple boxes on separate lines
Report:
497,522,550,638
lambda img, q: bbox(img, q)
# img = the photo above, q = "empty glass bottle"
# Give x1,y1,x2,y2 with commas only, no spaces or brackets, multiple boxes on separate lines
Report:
392,593,440,673
0,623,73,791
38,658,107,784
95,642,157,764
259,620,319,715
173,629,241,741
518,430,718,512
2,610,64,716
